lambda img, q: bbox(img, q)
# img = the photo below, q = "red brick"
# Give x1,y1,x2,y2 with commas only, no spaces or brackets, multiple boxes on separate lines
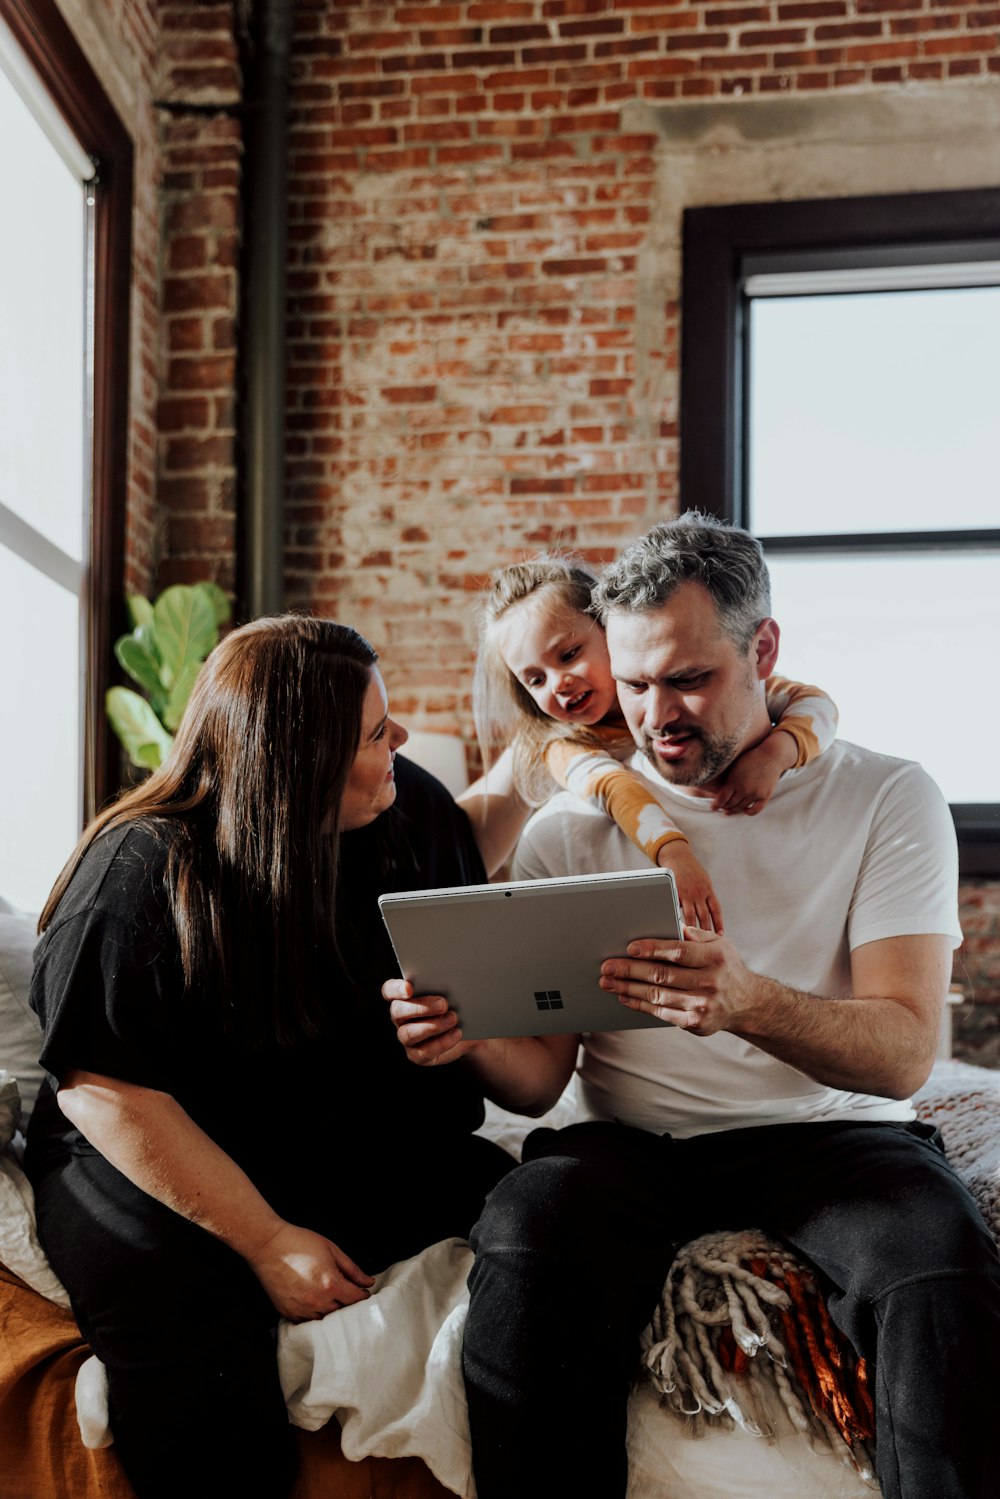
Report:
510,477,577,494
815,19,885,37
164,272,235,313
923,31,996,52
417,27,485,45
167,317,206,353
741,26,811,44
338,78,408,98
156,395,211,431
707,3,770,20
777,0,847,13
166,356,236,391
483,66,552,86
488,23,552,41
381,386,439,403
521,42,589,61
167,235,208,271
164,434,234,471
666,29,731,48
166,195,239,234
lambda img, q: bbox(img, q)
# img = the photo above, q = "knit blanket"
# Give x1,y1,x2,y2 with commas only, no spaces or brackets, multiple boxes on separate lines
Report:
638,1060,1000,1480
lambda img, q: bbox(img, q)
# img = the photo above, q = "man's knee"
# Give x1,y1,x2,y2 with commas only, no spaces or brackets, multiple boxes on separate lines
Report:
471,1121,670,1258
826,1157,998,1300
469,1149,602,1265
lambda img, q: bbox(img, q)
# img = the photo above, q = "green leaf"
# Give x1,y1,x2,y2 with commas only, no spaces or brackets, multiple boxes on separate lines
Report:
163,658,204,732
152,586,218,691
115,634,163,699
105,687,174,771
126,594,154,630
195,581,231,628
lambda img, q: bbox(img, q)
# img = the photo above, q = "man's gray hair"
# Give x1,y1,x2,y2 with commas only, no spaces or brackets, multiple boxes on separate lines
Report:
592,511,772,651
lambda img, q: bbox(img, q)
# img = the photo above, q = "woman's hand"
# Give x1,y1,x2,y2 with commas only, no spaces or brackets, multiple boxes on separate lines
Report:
245,1222,374,1322
383,978,476,1066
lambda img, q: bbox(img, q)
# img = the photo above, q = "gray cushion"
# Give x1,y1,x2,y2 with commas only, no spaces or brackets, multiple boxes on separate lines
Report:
0,896,42,1123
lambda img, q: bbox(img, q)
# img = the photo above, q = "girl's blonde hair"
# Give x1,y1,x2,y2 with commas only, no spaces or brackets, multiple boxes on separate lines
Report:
474,554,626,805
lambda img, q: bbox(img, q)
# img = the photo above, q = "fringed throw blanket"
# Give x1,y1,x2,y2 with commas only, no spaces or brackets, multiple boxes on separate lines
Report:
640,1230,876,1483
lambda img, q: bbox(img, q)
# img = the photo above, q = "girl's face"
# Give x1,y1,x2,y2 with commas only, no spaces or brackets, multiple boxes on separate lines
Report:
339,668,409,831
497,593,618,727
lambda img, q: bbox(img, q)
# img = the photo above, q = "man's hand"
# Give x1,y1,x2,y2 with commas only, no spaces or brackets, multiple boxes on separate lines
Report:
383,978,477,1066
599,928,753,1035
246,1222,374,1322
600,931,952,1101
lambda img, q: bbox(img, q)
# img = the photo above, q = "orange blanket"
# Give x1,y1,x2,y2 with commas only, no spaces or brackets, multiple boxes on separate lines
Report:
0,1265,450,1499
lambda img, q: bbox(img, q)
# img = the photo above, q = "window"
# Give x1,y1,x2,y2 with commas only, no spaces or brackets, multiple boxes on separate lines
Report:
0,0,131,909
681,189,1000,873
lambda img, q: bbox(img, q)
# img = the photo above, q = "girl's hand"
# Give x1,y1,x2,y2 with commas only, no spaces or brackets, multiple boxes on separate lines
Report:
246,1221,374,1322
656,842,723,934
382,977,477,1066
712,729,797,816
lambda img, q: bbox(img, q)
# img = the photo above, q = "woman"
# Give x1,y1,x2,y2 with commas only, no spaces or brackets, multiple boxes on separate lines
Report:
26,615,567,1499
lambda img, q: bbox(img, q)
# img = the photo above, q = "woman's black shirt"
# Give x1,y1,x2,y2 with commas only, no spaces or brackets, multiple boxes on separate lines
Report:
27,756,493,1262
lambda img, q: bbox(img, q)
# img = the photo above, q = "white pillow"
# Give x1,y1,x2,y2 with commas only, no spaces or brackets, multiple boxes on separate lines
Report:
0,1068,70,1305
0,896,43,1122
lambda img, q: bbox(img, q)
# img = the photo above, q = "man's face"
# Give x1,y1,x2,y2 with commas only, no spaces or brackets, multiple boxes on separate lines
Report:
606,581,777,792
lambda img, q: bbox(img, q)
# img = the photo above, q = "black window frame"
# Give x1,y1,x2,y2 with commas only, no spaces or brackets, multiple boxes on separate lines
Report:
1,0,132,823
680,187,1000,875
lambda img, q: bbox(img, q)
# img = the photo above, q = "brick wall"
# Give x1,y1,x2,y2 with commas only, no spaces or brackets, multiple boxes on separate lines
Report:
955,881,1000,1064
154,2,243,597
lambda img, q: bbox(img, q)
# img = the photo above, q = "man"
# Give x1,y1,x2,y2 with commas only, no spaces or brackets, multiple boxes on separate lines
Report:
388,514,1000,1499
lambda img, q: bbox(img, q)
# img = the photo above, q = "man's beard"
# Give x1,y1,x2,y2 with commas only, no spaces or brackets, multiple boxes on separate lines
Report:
639,725,743,788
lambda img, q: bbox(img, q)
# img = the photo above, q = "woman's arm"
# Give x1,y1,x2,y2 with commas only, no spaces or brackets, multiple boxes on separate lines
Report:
56,1069,373,1320
456,745,532,877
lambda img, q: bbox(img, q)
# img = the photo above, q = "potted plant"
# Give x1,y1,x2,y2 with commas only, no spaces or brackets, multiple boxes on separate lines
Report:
106,582,231,770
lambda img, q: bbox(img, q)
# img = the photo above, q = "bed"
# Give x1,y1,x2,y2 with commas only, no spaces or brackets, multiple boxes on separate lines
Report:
3,894,997,1499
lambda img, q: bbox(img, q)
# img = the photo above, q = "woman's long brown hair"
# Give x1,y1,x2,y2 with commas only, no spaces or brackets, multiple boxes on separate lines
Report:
41,615,378,1048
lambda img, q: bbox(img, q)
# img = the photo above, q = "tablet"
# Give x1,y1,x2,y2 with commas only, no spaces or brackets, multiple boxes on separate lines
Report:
379,867,682,1039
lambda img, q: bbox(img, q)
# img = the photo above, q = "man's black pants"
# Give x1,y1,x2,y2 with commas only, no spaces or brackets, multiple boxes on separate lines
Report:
463,1118,1000,1499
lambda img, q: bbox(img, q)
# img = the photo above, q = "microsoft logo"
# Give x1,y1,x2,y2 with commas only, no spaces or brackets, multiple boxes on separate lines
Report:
534,990,564,1011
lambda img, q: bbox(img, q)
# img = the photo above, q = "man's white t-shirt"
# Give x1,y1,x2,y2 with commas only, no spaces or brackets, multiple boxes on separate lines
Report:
513,741,962,1139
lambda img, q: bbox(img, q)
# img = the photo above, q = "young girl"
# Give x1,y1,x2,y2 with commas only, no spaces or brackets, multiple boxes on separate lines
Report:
459,555,838,932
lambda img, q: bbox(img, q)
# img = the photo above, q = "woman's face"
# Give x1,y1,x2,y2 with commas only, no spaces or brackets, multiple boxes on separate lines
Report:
339,669,409,832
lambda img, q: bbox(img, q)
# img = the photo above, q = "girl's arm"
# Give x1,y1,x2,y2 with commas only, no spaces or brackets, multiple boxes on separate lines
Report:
713,677,839,816
762,675,839,767
56,1069,374,1321
545,739,723,932
456,745,532,877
